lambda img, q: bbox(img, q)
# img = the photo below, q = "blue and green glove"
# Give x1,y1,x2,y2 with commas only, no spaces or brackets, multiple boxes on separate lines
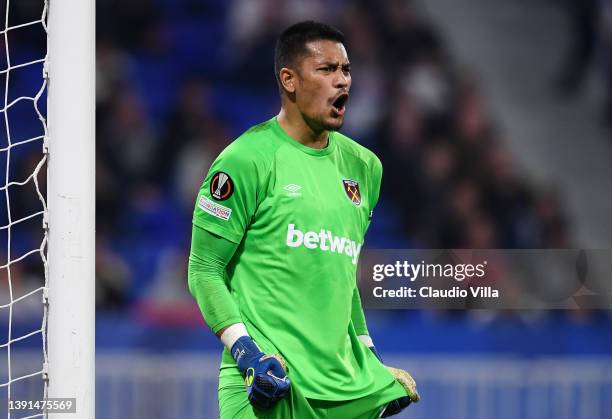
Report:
231,336,291,410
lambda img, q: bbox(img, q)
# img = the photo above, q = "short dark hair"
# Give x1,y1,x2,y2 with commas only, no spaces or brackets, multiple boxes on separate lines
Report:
274,21,346,85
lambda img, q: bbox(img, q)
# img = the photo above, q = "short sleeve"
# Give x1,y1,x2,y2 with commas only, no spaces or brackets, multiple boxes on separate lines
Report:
192,147,262,243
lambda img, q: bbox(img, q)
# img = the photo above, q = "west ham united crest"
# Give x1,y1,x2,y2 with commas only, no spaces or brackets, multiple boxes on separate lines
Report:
210,171,234,201
342,179,361,206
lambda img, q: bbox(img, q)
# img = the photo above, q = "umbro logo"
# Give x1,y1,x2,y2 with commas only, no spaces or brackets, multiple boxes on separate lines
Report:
283,184,302,193
283,183,302,197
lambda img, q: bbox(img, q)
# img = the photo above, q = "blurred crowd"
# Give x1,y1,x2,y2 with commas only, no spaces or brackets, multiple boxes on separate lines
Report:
93,0,577,310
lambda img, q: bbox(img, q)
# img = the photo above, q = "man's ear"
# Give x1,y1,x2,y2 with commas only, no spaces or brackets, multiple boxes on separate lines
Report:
279,68,296,94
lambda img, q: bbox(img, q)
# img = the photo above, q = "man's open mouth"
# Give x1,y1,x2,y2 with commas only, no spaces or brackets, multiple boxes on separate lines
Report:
331,93,349,114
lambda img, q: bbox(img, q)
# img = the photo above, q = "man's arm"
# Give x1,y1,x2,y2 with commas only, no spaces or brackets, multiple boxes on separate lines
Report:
188,224,242,333
350,285,379,357
188,224,291,409
351,286,369,337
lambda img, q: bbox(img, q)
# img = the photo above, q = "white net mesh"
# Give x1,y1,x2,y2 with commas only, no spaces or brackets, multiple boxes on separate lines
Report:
0,0,49,417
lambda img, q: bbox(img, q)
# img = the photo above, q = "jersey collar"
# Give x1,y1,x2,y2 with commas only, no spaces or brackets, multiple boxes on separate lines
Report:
272,117,336,156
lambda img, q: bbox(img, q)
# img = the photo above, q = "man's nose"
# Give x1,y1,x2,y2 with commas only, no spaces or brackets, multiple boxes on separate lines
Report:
334,70,349,88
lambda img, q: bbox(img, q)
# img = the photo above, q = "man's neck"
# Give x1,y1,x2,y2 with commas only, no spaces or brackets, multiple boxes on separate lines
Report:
277,108,329,150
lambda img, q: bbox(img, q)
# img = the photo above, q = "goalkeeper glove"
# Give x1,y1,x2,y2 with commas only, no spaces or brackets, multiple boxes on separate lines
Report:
231,336,291,410
369,344,420,418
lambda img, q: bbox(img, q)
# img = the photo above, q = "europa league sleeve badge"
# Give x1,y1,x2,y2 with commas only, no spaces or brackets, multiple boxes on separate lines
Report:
210,171,234,201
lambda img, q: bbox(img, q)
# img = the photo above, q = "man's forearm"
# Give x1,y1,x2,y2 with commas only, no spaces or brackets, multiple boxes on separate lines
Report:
350,285,369,336
188,227,291,409
188,224,242,334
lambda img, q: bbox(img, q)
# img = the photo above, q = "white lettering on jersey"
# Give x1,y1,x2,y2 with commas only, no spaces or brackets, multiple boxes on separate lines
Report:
286,224,362,265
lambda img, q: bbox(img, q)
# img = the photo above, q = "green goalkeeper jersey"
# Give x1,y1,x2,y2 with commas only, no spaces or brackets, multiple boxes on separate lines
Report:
192,117,394,400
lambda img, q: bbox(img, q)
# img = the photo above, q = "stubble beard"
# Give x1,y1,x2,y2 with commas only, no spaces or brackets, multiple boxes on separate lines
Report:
320,114,344,131
303,112,343,134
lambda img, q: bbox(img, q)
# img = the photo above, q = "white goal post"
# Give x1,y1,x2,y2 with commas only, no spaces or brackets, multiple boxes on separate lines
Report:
47,0,95,417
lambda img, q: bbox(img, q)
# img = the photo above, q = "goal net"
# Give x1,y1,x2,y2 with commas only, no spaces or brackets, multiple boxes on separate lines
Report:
0,0,95,417
0,0,49,417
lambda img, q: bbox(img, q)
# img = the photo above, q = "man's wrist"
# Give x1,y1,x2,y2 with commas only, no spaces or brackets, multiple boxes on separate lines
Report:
357,334,374,347
359,334,383,362
220,322,249,350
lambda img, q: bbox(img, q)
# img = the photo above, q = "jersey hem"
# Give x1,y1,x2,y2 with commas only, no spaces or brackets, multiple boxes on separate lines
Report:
219,346,398,401
299,374,396,401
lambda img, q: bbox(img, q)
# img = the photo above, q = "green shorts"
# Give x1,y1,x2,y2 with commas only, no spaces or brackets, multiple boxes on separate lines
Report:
218,368,407,419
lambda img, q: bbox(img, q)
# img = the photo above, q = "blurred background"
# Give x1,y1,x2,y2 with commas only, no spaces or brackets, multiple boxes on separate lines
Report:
3,0,612,417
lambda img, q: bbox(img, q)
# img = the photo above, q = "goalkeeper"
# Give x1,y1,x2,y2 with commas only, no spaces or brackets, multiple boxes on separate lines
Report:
188,21,420,418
